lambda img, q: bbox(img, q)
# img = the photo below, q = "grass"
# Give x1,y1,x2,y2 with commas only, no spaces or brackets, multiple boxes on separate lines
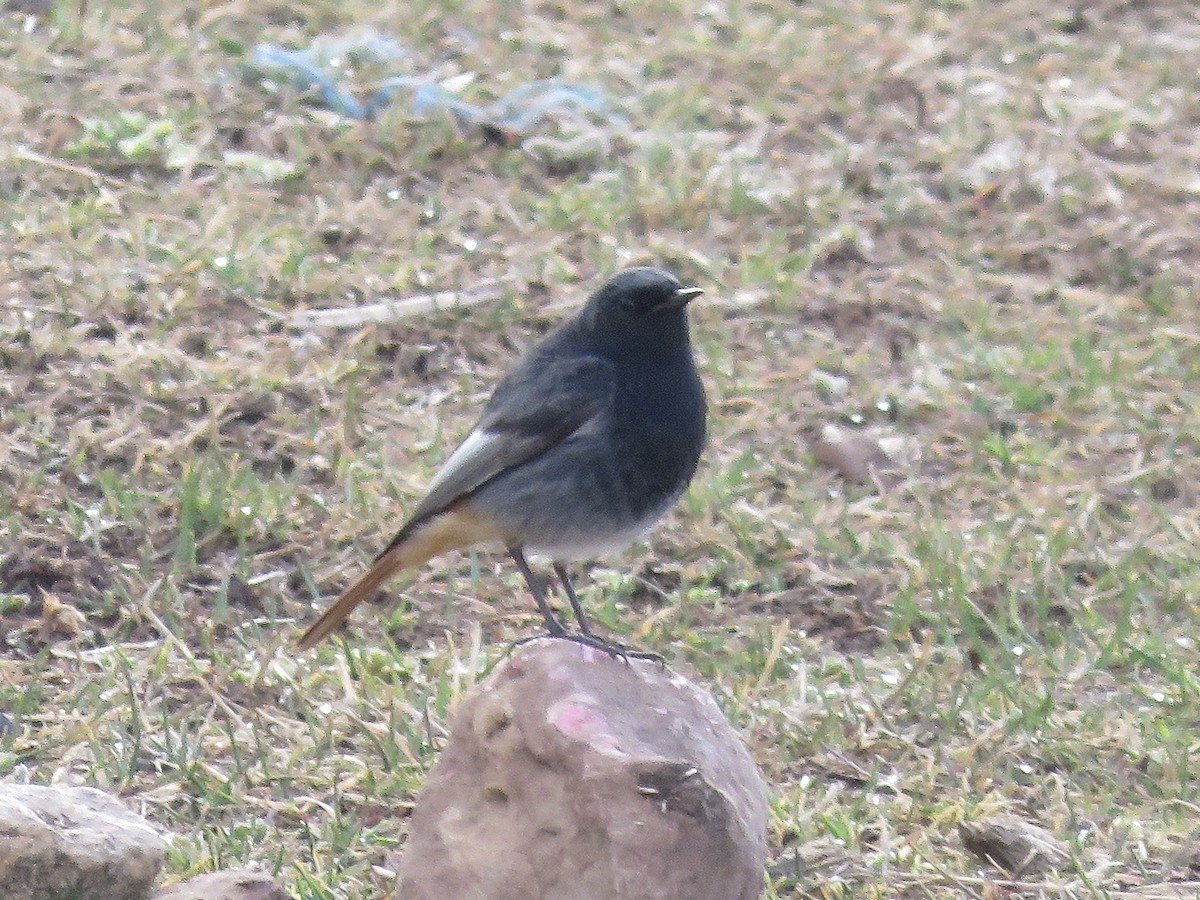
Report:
2,0,1199,897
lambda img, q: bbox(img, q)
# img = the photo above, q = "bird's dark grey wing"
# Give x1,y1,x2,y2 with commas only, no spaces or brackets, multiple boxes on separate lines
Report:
402,354,616,527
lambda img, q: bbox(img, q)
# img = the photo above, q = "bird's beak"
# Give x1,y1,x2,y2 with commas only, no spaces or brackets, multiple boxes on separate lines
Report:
658,286,703,312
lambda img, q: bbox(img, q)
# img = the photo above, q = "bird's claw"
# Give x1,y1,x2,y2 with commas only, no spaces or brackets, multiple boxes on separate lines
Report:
510,628,662,664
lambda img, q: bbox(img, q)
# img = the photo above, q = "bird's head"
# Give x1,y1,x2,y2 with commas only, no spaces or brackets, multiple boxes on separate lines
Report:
582,267,703,346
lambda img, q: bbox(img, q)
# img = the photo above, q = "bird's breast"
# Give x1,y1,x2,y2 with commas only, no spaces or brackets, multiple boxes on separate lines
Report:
617,357,706,481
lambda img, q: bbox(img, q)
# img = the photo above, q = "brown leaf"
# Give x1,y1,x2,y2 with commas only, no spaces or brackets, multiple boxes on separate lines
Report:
38,591,89,641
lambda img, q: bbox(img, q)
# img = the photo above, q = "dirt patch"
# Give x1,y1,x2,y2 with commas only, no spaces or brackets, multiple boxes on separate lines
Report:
736,576,887,654
0,539,111,606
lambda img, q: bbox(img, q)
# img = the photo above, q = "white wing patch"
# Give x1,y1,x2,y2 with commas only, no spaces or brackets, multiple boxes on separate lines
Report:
424,428,500,498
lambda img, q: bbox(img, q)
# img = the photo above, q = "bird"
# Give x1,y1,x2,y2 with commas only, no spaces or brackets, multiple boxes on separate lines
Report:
297,266,707,656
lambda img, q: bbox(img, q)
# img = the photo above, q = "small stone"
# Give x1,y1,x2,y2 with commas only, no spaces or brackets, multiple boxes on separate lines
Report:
960,813,1070,877
523,132,609,175
394,638,769,900
0,783,168,900
811,423,899,484
153,869,288,900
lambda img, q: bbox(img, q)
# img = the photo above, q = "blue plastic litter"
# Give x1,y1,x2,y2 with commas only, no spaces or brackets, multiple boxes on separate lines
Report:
250,31,620,137
252,43,373,119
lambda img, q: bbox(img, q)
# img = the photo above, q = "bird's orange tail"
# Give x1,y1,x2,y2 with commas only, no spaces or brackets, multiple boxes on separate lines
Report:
296,544,408,650
296,504,503,650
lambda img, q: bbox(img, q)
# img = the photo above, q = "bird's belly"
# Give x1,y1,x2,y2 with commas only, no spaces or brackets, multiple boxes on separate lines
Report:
522,508,665,562
477,470,683,562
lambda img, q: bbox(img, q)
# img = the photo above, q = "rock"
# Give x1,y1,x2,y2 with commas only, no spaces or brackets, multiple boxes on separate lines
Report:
153,869,288,900
959,813,1070,877
394,639,769,900
0,783,167,900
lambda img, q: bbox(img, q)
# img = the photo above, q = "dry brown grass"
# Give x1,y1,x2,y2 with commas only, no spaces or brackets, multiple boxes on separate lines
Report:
2,1,1199,897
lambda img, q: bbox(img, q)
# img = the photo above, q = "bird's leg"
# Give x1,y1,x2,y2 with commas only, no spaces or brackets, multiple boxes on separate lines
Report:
553,562,662,663
507,549,661,662
553,562,596,637
509,547,568,636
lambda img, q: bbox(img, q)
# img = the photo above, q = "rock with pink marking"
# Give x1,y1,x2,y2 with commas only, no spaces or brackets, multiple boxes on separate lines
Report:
393,638,769,900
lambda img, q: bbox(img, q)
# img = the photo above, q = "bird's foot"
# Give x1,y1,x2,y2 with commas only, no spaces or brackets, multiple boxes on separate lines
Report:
554,628,663,663
569,624,663,662
510,628,662,664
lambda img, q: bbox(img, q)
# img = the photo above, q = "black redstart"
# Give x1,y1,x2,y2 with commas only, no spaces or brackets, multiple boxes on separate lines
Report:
297,266,706,654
